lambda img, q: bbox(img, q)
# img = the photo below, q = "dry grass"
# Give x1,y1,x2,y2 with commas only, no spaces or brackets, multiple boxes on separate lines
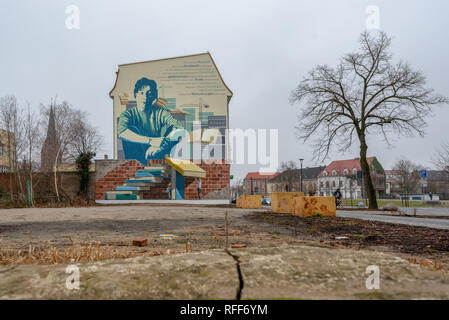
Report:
0,239,158,266
406,257,443,271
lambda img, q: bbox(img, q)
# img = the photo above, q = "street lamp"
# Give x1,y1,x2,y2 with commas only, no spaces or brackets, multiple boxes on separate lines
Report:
299,158,304,193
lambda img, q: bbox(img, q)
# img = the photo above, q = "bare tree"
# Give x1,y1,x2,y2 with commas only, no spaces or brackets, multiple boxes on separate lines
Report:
40,100,103,201
0,95,25,200
276,161,298,192
69,113,103,200
290,31,448,209
392,158,421,194
67,113,103,161
40,100,82,201
23,103,41,205
433,141,449,170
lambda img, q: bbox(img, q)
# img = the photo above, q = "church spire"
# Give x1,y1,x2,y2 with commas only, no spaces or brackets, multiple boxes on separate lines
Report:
40,104,61,171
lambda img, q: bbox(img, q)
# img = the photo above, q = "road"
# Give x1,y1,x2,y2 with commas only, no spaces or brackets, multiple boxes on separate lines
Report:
338,210,449,230
399,207,449,216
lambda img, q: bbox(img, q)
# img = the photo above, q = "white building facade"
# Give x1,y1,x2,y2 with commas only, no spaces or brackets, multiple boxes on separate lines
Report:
317,157,385,199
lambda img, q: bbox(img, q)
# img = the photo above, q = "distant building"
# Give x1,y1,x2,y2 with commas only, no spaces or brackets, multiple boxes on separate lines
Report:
318,157,385,198
243,172,280,196
41,106,61,172
269,166,326,195
426,170,449,200
0,129,14,172
385,170,402,195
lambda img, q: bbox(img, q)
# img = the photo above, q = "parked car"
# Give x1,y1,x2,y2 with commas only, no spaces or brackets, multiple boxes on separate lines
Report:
262,197,271,206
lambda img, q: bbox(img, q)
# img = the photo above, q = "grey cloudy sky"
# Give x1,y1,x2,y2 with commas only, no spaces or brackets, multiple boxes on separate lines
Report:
1,0,448,180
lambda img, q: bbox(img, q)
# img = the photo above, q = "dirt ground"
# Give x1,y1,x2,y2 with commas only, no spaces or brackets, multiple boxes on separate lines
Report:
0,204,449,269
2,204,449,299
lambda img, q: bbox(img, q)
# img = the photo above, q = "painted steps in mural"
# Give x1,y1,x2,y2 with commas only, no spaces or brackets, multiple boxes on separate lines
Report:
136,170,169,178
123,182,153,187
116,186,151,191
105,191,141,200
104,164,171,200
126,177,164,184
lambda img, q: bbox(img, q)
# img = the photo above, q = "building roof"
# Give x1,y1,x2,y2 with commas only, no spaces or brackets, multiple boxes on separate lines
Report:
109,52,232,99
269,166,327,182
385,170,401,175
244,172,280,180
318,157,376,178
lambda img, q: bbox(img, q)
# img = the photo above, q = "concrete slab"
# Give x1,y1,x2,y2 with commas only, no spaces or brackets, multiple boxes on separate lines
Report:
2,245,449,299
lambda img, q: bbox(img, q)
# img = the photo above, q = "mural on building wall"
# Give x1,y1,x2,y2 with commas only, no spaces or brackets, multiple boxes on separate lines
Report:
118,77,185,165
111,53,232,165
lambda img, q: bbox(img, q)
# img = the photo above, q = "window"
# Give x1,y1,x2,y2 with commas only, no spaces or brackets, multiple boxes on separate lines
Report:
323,171,328,177
343,169,348,175
332,170,337,176
332,181,336,187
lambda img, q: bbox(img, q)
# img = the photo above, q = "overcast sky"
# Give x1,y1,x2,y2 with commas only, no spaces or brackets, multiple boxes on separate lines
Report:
1,0,448,180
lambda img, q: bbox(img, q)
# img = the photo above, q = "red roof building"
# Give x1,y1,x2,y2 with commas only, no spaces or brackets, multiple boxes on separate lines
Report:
243,172,280,196
317,157,385,198
318,157,375,178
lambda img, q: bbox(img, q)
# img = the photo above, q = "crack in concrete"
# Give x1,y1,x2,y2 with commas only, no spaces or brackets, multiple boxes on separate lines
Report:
225,249,244,300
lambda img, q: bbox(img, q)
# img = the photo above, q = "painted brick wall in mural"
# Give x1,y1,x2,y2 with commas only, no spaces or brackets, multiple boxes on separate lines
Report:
110,53,232,166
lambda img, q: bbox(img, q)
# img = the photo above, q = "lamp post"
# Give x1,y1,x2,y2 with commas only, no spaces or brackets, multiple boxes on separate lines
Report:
299,158,304,193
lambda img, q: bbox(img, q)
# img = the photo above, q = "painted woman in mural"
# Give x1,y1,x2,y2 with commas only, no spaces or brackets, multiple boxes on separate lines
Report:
118,77,184,165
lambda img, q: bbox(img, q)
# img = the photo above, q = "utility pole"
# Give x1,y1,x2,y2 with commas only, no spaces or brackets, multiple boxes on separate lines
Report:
299,158,304,193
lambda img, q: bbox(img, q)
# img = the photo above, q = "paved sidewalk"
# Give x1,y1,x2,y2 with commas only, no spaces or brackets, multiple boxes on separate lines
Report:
338,211,449,230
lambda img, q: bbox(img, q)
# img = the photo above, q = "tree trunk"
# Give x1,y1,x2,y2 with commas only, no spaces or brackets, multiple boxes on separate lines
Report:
8,133,13,200
29,145,34,206
54,167,59,202
359,134,378,209
54,143,64,202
